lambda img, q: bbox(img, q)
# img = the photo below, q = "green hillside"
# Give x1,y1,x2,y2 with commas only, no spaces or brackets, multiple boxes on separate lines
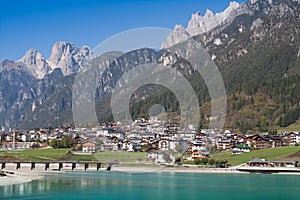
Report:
211,146,300,166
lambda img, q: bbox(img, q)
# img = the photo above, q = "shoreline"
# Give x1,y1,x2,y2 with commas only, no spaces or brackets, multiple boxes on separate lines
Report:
0,171,44,187
2,163,300,187
0,163,50,187
0,163,245,187
113,165,244,174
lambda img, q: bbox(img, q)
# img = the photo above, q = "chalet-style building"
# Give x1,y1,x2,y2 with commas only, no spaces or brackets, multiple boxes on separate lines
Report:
232,145,251,154
82,142,97,153
147,149,174,164
158,139,169,151
39,130,49,141
282,132,299,145
217,138,234,150
246,134,288,149
191,149,210,160
122,140,134,152
186,140,206,154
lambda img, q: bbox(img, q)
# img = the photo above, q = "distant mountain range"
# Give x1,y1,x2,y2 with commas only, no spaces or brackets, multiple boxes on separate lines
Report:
0,0,299,131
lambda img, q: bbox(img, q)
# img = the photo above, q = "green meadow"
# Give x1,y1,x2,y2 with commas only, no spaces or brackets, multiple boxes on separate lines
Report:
211,146,300,166
0,149,147,163
0,148,95,161
1,147,300,166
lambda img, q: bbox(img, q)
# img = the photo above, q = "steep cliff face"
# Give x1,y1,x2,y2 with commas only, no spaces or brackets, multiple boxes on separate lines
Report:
18,49,52,79
0,0,299,129
186,1,240,36
164,0,299,85
0,47,191,128
8,42,93,80
162,1,244,48
196,0,300,86
48,42,92,76
0,60,37,128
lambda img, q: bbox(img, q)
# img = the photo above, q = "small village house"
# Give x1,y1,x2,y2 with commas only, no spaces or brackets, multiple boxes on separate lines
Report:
232,145,250,154
82,142,97,153
191,149,210,160
217,138,234,150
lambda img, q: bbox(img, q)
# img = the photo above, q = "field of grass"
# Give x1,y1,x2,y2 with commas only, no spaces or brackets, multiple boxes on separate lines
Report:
0,149,147,162
278,118,300,132
4,146,299,166
93,152,147,163
211,146,300,166
0,148,95,161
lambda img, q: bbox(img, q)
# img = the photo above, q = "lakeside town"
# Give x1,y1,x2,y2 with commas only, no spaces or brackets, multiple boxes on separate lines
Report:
1,117,299,166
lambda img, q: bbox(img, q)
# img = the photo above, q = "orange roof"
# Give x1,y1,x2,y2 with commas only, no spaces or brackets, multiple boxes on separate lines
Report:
82,142,96,147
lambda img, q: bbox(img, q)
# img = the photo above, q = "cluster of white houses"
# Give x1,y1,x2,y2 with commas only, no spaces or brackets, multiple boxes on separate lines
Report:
1,118,300,163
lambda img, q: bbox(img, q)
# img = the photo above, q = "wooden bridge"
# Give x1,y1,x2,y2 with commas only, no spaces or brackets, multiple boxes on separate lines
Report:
0,160,119,171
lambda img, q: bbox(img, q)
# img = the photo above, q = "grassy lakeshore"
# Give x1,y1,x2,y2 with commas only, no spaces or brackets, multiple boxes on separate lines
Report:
0,149,147,163
211,146,300,166
1,147,300,167
1,147,300,187
0,148,95,161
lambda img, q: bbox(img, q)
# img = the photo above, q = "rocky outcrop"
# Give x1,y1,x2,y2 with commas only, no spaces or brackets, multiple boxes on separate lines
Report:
18,49,52,79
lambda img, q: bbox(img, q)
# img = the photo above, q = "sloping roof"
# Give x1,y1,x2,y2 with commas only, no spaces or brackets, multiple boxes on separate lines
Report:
248,158,267,164
248,158,298,166
218,139,232,143
267,135,283,140
82,142,96,147
192,149,210,156
233,145,250,149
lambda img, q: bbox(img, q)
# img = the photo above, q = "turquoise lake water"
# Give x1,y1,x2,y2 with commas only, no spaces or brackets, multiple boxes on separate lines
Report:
1,171,300,199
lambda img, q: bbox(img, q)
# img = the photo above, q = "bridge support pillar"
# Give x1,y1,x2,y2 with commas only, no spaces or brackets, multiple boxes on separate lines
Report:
31,162,35,170
45,163,50,171
72,163,76,171
58,163,63,171
16,162,21,170
97,163,101,171
84,163,89,171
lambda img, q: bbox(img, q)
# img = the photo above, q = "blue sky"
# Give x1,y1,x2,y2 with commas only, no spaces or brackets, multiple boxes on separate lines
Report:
0,0,246,61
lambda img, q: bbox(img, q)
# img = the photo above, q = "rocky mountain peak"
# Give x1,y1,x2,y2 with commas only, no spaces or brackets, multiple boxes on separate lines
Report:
186,1,240,36
48,42,79,66
229,1,240,8
204,9,214,19
0,0,299,129
164,1,241,48
161,24,190,49
18,48,52,79
80,46,93,58
47,42,91,76
19,49,44,65
1,42,93,79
